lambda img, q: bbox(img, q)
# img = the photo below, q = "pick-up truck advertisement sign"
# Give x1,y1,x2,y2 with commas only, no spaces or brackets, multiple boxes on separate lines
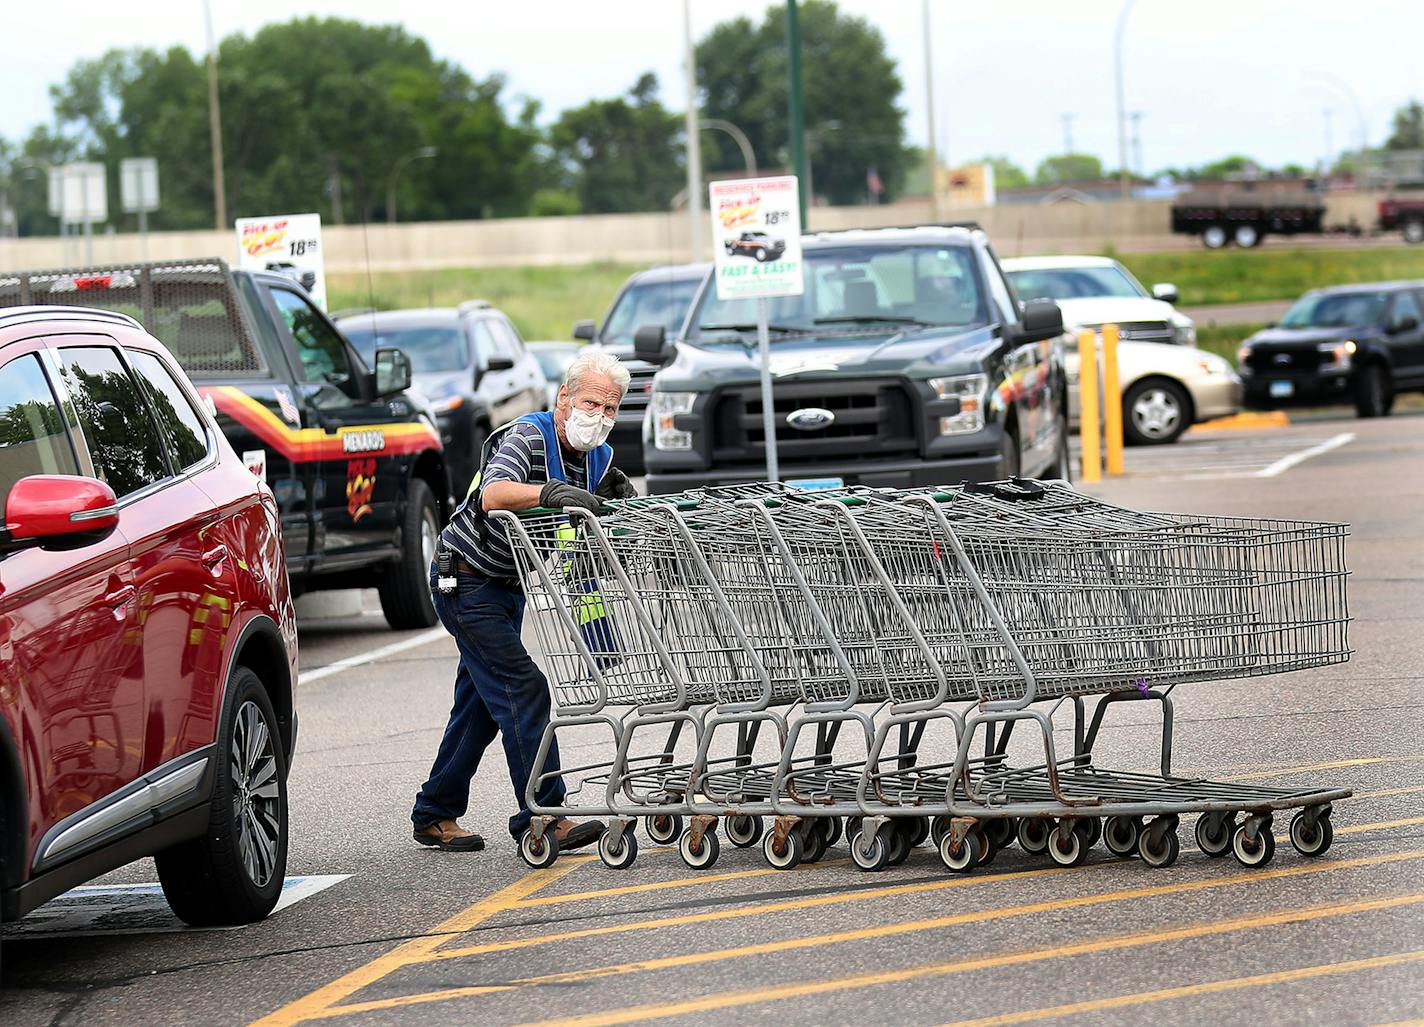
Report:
710,176,803,300
234,212,327,309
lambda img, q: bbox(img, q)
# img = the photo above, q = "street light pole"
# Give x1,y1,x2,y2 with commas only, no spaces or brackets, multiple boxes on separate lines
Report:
922,0,940,222
1113,0,1137,201
386,146,438,225
683,0,705,261
203,0,227,229
699,119,756,176
786,0,808,225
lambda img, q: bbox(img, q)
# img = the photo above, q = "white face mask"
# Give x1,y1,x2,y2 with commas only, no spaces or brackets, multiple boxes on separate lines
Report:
564,406,615,451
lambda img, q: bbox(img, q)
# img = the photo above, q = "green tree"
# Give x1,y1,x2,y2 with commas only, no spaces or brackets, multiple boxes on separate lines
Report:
1034,153,1103,185
1192,154,1260,180
696,0,909,205
1386,100,1424,151
548,73,683,214
976,155,1030,190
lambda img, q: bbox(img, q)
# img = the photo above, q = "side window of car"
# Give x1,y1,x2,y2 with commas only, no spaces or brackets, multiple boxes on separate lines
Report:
127,350,211,472
469,321,500,367
1390,291,1422,330
981,248,1021,327
490,319,523,359
56,346,170,498
269,288,358,405
0,353,81,510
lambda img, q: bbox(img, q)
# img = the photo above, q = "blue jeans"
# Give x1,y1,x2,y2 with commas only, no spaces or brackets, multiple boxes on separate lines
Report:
412,565,565,838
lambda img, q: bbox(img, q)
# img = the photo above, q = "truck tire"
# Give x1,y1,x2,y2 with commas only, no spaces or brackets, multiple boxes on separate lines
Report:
379,478,440,629
1404,219,1424,245
156,666,288,926
1202,225,1228,249
1353,363,1393,418
1233,224,1261,248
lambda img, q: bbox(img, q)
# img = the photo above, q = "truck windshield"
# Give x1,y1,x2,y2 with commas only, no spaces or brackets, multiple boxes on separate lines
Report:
602,277,703,345
343,324,470,373
1005,265,1144,301
693,244,986,342
1280,292,1387,329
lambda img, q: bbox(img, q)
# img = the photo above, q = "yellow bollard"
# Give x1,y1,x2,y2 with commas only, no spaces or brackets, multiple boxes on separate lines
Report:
1077,328,1101,482
1102,323,1124,476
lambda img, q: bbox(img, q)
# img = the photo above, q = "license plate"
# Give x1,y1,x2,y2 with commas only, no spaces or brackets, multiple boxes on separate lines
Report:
787,477,844,492
1269,380,1294,398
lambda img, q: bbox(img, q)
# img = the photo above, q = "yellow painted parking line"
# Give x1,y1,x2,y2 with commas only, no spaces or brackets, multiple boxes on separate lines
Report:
1272,815,1424,845
519,893,1424,1027
1355,784,1424,802
521,858,848,908
309,849,1424,1021
1194,411,1290,432
1224,755,1424,783
250,862,583,1027
937,948,1424,1027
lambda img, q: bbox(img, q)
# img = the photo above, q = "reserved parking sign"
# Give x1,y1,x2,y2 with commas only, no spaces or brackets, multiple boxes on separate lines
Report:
709,176,803,301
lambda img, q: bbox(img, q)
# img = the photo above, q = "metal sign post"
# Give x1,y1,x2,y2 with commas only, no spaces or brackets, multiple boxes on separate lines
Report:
120,158,161,262
708,175,803,483
58,163,107,265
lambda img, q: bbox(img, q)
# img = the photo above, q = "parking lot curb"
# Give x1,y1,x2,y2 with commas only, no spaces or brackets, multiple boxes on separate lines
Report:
1195,411,1291,432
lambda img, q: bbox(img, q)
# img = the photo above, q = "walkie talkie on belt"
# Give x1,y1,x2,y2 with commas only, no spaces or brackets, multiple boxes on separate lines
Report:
436,542,458,594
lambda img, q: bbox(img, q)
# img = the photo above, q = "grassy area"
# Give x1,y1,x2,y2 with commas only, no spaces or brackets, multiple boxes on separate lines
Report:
1193,322,1267,362
1116,246,1424,308
328,245,1424,341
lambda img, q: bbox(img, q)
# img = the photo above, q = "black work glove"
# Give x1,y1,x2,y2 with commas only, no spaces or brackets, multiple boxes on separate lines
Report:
595,466,638,500
540,479,608,514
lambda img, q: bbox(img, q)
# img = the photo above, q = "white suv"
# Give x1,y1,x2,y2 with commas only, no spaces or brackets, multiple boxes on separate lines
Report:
1004,256,1241,445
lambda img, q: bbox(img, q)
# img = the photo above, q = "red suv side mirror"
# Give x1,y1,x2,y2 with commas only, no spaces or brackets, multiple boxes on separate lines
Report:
5,475,119,547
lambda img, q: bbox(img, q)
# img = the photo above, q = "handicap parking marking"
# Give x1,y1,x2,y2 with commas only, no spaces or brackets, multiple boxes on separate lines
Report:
2,874,350,939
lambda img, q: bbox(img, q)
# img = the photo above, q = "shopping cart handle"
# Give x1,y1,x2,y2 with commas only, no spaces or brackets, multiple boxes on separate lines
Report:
962,477,1048,501
516,496,700,517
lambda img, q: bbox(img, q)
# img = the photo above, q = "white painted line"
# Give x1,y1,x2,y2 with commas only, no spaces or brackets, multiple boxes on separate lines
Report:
1255,432,1356,478
299,627,447,685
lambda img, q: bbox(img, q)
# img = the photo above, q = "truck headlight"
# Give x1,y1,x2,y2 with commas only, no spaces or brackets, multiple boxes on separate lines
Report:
928,374,988,435
650,391,696,450
1317,339,1356,367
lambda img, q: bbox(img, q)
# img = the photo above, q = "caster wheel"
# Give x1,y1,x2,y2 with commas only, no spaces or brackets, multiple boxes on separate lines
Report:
939,827,985,873
1018,818,1051,856
1047,823,1087,867
1074,817,1102,849
886,823,913,867
725,814,763,848
801,822,829,864
976,827,999,868
1231,820,1275,868
930,815,953,847
1104,816,1141,858
763,828,803,870
846,816,863,845
519,829,559,869
986,817,1016,850
1289,810,1333,857
678,827,720,870
646,813,682,846
819,816,843,848
850,828,890,872
907,817,931,848
598,829,638,869
1139,821,1181,868
1195,813,1235,858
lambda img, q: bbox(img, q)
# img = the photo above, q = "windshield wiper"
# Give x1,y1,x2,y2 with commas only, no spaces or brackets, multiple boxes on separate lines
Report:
813,315,938,328
700,322,811,335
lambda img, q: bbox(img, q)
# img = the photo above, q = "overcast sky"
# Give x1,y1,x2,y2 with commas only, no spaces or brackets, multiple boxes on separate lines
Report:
3,0,1419,175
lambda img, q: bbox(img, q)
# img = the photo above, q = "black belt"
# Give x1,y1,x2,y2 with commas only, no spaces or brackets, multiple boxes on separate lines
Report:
456,558,519,588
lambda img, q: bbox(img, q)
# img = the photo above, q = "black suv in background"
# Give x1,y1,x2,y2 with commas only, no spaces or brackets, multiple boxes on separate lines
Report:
1237,281,1424,417
337,302,547,495
636,227,1070,493
574,262,710,474
0,258,451,629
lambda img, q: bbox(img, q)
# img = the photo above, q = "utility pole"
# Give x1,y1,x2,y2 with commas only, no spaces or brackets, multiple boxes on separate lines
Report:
922,0,940,222
683,0,705,261
786,0,808,226
1060,113,1076,154
203,0,227,229
1113,0,1137,200
1129,111,1144,177
1323,108,1335,174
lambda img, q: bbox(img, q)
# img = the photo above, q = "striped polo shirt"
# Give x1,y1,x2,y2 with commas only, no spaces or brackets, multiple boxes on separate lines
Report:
441,421,587,580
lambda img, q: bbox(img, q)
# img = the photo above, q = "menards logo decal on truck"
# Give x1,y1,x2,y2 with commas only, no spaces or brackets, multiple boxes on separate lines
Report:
200,386,440,461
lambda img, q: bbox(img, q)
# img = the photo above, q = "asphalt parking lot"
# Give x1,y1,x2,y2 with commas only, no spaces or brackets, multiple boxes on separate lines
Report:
2,411,1422,1026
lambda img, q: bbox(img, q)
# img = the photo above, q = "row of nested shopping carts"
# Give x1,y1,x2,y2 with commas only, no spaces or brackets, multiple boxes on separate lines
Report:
492,477,1352,875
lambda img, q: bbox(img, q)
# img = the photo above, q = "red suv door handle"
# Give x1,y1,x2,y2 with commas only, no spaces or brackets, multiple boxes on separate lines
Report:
103,584,136,608
202,545,229,569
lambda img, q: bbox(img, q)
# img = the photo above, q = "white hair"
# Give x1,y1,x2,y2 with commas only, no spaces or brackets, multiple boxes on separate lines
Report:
565,347,631,396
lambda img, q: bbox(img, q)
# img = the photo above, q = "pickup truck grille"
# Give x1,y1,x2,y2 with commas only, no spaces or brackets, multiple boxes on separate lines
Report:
1245,345,1325,375
620,361,658,413
1095,320,1174,344
710,378,918,467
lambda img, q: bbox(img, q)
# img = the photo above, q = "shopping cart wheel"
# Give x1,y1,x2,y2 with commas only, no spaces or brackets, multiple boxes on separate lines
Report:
1074,817,1102,849
801,823,828,864
1289,809,1334,857
725,814,763,848
1231,817,1275,868
645,813,682,846
986,817,1017,850
1194,813,1235,858
819,816,843,848
678,827,720,870
846,816,864,846
519,829,560,870
1047,823,1088,867
885,823,913,867
1017,818,1052,856
850,827,890,872
939,828,985,873
598,828,639,870
1103,816,1141,858
975,827,999,868
907,817,931,848
763,829,803,870
930,815,953,847
1138,819,1181,869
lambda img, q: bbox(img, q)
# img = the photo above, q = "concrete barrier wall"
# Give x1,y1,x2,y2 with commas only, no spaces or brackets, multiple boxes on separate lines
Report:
0,193,1386,275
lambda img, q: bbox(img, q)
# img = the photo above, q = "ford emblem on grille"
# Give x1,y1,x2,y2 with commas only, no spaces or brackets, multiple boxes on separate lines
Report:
786,407,835,431
1273,353,1292,365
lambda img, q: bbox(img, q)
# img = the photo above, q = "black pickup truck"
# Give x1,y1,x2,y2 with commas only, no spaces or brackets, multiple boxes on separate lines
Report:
636,226,1071,493
0,258,451,628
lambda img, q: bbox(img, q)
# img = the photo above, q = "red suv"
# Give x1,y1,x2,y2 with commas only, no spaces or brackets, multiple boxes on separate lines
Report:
0,306,297,929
